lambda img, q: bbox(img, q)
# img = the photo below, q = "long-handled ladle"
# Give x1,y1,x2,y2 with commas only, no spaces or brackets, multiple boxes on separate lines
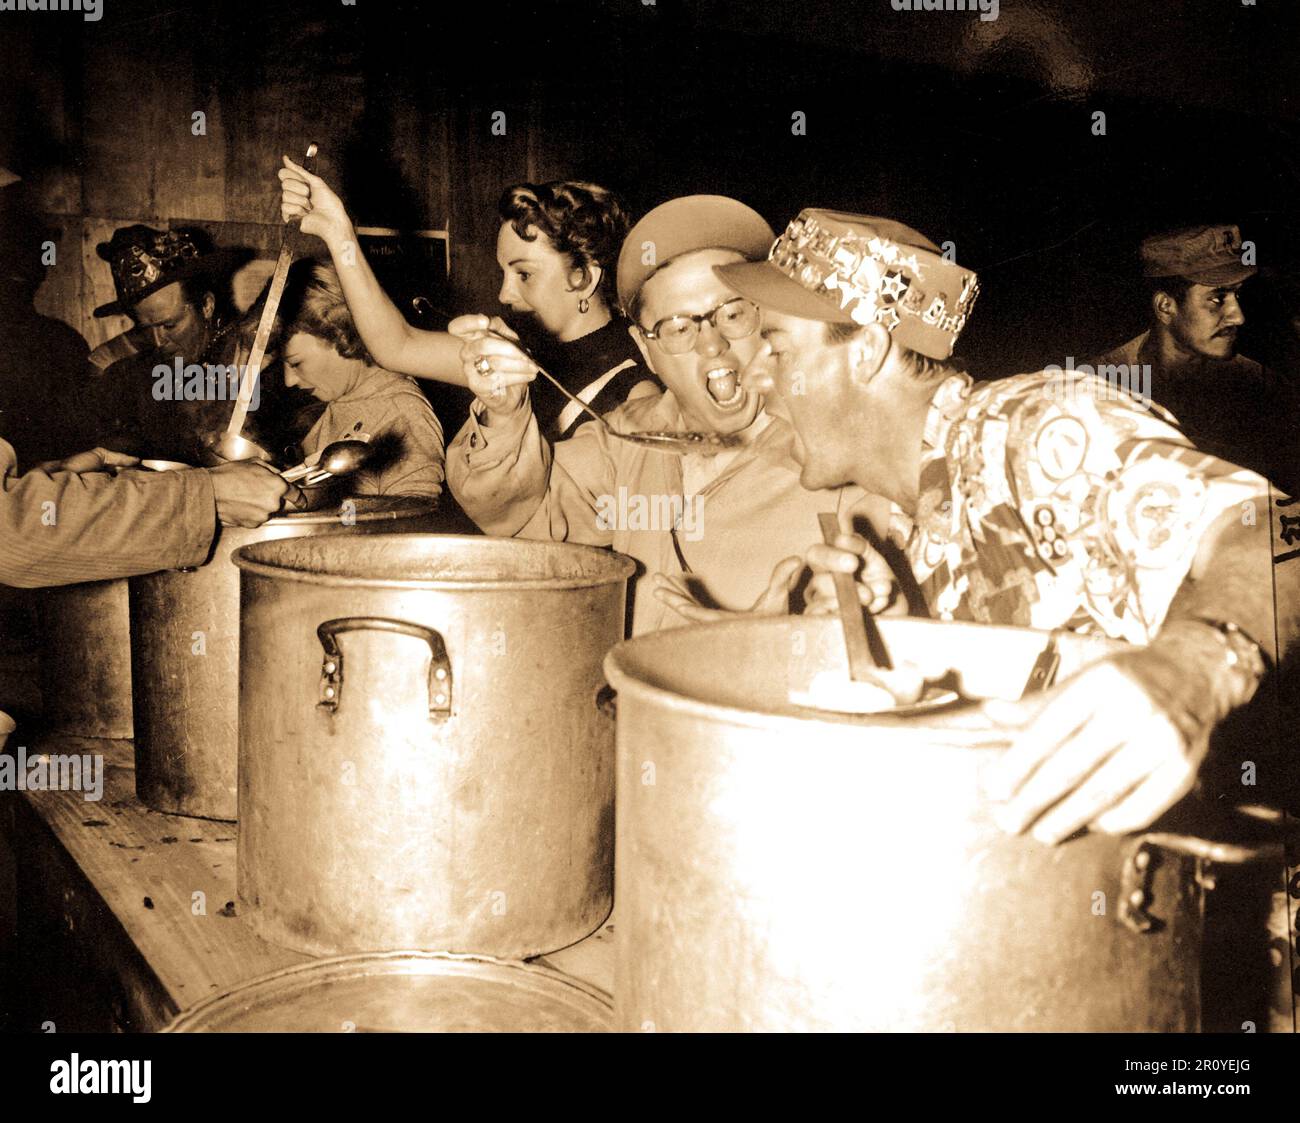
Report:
486,330,742,455
818,512,893,677
201,142,319,466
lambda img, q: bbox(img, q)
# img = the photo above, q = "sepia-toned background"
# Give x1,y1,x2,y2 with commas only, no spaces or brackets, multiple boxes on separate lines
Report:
1,0,1298,382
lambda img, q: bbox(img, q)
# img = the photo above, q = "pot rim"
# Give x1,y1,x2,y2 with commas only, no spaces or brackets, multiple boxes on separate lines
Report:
255,497,438,526
604,648,984,736
162,949,612,1032
603,616,1116,736
232,534,638,592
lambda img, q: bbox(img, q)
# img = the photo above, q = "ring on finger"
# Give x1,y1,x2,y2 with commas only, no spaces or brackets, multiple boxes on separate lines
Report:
474,356,493,376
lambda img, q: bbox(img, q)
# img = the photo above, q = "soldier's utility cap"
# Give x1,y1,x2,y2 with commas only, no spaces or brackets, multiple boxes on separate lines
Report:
617,195,775,314
1140,224,1255,286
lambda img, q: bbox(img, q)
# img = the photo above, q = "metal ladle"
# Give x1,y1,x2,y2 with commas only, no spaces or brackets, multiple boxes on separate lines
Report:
486,330,742,455
198,429,274,467
817,513,892,677
810,513,964,715
280,439,372,485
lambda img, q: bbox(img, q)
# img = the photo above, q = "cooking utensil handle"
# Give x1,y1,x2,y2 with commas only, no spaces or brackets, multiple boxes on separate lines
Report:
280,461,313,482
316,616,452,718
1118,808,1296,933
486,329,608,428
226,142,319,439
1020,634,1061,695
817,513,891,675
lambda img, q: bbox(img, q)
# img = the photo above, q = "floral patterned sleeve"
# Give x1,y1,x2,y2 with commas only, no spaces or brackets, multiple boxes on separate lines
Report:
909,371,1268,644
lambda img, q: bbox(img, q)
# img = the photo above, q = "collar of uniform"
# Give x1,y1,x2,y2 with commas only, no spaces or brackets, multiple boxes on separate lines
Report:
330,365,409,405
742,410,803,474
604,386,683,439
617,392,788,463
921,371,974,454
607,390,793,488
682,410,783,494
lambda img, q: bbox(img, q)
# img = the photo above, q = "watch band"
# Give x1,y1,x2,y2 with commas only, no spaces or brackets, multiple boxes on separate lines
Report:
1186,616,1272,674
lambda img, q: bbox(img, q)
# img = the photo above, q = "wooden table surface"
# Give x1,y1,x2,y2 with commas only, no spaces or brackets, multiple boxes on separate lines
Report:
5,733,614,1031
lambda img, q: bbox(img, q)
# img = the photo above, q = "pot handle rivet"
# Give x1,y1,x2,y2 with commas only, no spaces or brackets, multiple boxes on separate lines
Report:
1118,839,1162,934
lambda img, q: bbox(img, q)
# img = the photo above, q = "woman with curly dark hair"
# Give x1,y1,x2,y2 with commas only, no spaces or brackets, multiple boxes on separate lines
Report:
279,160,658,439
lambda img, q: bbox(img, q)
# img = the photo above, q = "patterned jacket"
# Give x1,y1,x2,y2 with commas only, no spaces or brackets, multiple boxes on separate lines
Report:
899,371,1268,645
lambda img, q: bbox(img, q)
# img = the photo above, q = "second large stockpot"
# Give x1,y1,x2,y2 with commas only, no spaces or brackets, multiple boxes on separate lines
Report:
36,579,133,740
128,497,443,820
604,616,1285,1032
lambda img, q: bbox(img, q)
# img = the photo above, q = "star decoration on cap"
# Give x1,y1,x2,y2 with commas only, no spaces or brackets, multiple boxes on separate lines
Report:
880,271,908,300
765,209,979,360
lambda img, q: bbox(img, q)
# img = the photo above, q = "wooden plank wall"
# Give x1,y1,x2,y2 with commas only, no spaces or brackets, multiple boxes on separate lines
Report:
28,4,584,350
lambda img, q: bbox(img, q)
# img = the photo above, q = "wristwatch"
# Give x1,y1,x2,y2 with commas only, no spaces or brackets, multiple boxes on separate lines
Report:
1182,616,1271,702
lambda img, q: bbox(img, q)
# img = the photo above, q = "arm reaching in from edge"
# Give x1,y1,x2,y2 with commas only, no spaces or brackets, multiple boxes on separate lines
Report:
1,444,290,586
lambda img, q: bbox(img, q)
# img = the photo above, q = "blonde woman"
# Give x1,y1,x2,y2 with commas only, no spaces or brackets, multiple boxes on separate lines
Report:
280,262,444,499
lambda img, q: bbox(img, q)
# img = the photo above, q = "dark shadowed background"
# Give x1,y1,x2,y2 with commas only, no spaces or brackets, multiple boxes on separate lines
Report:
0,0,1298,1037
1,0,1299,392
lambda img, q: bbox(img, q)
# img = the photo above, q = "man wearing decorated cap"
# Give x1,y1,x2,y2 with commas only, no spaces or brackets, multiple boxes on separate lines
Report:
1092,223,1298,495
91,224,296,464
724,208,1295,844
0,184,297,586
445,195,890,636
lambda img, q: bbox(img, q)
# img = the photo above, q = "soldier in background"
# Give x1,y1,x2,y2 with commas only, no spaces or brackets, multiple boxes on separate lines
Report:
1093,224,1299,496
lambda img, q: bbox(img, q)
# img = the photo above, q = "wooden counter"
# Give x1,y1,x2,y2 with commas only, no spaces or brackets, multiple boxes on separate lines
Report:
2,735,614,1032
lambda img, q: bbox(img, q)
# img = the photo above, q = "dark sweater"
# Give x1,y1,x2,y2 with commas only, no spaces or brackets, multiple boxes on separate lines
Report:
513,316,659,440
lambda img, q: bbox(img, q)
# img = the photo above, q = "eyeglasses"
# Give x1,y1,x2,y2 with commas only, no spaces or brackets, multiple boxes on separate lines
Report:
639,297,760,355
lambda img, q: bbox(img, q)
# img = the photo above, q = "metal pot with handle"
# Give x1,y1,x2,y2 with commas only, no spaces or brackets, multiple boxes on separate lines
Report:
33,461,189,742
232,534,635,960
128,497,445,821
603,615,1288,1032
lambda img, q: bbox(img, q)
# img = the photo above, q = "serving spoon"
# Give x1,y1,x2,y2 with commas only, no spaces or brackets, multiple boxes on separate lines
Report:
486,330,742,455
280,439,372,485
793,513,947,714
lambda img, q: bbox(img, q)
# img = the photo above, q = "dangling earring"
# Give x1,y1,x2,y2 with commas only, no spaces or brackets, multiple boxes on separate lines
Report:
578,297,590,314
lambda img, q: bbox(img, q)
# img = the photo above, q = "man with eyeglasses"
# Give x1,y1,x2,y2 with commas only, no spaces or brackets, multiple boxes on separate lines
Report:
446,195,888,635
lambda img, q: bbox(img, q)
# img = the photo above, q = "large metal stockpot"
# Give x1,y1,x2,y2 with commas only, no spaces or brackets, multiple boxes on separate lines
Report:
604,616,1280,1033
231,534,635,960
36,580,134,740
128,498,442,820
